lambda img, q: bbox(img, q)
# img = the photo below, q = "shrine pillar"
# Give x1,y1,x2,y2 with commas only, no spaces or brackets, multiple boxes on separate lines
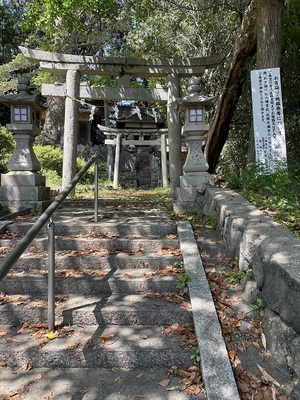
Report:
62,69,80,190
167,73,182,198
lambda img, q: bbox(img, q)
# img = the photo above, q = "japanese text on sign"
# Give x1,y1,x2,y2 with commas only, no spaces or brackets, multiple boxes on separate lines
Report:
251,67,287,174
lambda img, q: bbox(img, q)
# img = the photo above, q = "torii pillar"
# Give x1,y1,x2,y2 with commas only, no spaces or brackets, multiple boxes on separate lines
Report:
167,73,182,198
62,70,80,191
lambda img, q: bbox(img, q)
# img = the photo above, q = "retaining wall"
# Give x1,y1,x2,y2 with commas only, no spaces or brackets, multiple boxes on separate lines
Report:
196,188,300,397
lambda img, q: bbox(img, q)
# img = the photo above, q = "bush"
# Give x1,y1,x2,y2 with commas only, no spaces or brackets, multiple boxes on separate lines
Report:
0,127,15,173
76,157,95,184
33,144,63,176
33,143,99,184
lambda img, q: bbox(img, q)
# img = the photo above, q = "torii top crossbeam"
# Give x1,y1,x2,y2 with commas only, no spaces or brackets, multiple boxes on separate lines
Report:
19,46,224,77
19,46,223,194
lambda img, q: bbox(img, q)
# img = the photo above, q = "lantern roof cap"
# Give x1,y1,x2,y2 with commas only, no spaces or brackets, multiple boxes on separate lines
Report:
0,77,46,110
177,76,216,111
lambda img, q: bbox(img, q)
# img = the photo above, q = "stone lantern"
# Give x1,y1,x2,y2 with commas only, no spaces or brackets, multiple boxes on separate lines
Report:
0,77,50,212
175,76,215,212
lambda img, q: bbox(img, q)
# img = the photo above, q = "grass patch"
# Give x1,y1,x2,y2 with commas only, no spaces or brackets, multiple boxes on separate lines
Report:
239,163,300,238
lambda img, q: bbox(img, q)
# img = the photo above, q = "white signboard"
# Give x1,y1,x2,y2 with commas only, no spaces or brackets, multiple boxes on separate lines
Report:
251,67,287,173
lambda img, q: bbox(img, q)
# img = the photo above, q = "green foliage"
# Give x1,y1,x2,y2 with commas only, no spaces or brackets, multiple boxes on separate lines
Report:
239,162,300,237
0,127,15,173
251,297,265,317
173,260,184,270
203,214,217,229
43,168,62,188
124,0,240,59
0,54,37,95
282,0,300,165
190,349,201,369
0,0,27,64
33,144,63,176
22,0,122,55
76,157,95,184
33,144,96,184
29,203,40,216
228,268,253,284
176,273,192,296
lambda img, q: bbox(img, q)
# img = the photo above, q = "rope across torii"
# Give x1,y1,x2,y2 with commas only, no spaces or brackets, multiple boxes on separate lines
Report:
19,46,223,195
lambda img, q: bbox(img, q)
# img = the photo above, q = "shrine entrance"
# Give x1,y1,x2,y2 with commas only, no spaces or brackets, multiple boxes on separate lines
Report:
20,46,222,196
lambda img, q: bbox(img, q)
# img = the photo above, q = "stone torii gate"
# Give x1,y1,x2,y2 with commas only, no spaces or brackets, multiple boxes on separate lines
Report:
20,46,222,196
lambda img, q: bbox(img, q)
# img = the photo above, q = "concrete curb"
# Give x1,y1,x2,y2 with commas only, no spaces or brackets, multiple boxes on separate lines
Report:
177,221,240,400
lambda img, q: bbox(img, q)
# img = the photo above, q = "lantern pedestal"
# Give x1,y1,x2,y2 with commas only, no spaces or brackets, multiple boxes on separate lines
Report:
0,78,51,213
174,76,215,213
0,132,51,213
174,172,214,213
0,168,51,213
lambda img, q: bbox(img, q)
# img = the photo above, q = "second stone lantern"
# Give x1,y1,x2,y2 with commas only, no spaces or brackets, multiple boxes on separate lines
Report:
176,76,215,212
0,77,50,212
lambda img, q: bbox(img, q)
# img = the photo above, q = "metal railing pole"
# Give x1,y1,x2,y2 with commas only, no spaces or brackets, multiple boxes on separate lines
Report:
94,158,99,223
0,150,101,281
48,216,55,331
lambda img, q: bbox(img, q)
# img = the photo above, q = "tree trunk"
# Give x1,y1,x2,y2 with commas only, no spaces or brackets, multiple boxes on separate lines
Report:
256,0,284,69
43,98,65,145
205,0,257,173
247,0,284,161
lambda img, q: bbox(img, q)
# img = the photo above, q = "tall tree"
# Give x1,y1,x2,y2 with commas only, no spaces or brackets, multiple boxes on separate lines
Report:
281,0,300,163
0,0,27,64
205,0,257,172
206,0,285,171
23,0,125,55
256,0,284,69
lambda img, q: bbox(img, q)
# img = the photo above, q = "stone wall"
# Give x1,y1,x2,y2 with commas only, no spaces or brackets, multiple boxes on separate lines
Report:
196,188,300,398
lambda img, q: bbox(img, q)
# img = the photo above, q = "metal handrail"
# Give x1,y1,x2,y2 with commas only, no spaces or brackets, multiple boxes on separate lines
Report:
0,150,101,281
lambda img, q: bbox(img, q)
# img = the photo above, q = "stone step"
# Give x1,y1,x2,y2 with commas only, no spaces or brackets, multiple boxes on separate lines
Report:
0,269,179,295
0,294,192,326
9,253,179,271
0,367,202,400
0,237,179,253
6,221,177,238
0,325,195,369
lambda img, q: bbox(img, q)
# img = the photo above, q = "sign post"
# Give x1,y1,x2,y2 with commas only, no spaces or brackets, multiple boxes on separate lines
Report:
251,67,287,173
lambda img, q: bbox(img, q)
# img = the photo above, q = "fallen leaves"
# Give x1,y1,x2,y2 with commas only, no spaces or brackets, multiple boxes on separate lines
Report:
167,365,205,396
98,333,115,345
46,331,56,340
0,245,14,257
155,248,181,256
0,293,26,306
143,291,190,307
159,379,170,387
197,228,294,400
1,372,43,399
162,322,197,348
21,362,32,370
79,387,90,394
153,265,180,277
256,364,281,387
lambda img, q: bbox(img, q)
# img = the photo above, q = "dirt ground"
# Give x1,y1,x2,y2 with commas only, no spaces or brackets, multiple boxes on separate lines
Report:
194,223,296,400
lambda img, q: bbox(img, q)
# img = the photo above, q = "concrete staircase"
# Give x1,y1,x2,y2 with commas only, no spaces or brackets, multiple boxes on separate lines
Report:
0,201,204,399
